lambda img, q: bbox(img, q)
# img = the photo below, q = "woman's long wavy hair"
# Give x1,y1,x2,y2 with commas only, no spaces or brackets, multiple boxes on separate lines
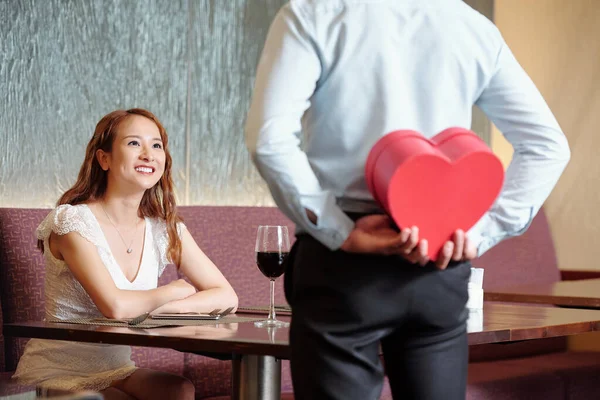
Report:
42,108,183,266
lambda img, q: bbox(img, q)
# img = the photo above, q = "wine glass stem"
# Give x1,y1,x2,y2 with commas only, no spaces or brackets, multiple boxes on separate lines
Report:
268,279,276,322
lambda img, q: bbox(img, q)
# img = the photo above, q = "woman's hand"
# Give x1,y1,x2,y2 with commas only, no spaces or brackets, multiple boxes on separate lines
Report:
167,279,197,300
127,279,196,316
160,227,238,315
54,232,201,320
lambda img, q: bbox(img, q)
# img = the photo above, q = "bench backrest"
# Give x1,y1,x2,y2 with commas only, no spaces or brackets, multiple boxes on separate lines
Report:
473,210,560,289
177,206,295,306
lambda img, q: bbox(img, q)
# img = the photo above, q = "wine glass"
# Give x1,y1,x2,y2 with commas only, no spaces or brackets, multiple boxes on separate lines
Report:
254,225,290,328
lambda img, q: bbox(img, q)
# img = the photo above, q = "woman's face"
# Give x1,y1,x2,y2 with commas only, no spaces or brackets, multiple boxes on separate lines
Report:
98,115,166,191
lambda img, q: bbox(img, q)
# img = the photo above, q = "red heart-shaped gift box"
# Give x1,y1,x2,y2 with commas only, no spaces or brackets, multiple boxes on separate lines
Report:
365,127,504,260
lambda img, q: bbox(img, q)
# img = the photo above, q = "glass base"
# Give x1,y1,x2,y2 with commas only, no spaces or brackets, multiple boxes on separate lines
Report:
254,319,290,328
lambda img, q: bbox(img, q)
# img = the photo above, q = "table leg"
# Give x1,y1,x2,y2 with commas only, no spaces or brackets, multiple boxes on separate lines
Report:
231,355,282,400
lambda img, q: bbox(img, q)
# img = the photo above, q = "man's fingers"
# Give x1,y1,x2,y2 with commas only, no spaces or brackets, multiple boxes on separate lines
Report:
401,228,411,242
404,239,429,266
377,228,409,255
417,240,429,266
435,241,453,270
401,226,419,254
463,236,477,260
452,230,464,261
390,228,411,246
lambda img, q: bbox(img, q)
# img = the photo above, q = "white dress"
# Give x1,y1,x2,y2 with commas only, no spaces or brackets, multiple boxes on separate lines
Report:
12,204,177,391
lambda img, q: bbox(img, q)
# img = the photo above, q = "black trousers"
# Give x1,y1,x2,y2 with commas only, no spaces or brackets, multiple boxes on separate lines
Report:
284,232,470,400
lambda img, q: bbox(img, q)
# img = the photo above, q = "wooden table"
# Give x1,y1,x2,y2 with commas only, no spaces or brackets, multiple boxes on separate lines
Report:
6,304,600,399
485,278,600,308
6,316,290,400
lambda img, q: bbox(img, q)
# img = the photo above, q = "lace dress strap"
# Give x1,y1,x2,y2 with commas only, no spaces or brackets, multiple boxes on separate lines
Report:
151,218,186,277
36,204,104,248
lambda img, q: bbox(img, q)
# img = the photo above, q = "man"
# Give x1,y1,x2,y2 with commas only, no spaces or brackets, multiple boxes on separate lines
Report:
245,1,570,399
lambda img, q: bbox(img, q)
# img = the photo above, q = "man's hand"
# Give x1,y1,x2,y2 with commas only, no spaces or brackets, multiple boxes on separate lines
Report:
341,217,476,269
434,229,477,270
340,215,428,264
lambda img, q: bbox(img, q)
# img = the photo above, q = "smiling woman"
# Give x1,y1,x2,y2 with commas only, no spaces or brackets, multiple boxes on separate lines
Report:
12,109,238,400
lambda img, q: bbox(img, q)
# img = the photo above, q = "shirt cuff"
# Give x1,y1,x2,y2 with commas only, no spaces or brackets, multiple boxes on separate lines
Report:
301,194,355,250
467,213,496,257
468,206,537,257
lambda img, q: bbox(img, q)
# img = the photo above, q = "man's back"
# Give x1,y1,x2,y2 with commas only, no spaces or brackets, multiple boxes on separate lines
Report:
247,0,568,253
280,0,503,200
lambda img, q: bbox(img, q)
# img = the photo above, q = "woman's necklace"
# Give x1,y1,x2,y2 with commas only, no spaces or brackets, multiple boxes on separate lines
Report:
100,202,140,254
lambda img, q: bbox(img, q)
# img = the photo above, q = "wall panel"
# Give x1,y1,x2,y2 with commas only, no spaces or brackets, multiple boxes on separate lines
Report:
187,0,285,206
494,0,600,271
0,0,188,207
1,0,495,208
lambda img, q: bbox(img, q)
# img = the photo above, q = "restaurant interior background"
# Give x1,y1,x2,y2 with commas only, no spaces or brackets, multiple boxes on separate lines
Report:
1,1,599,346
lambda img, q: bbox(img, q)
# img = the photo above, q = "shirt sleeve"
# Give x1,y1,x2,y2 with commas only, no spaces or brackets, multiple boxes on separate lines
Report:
470,41,571,255
245,5,354,250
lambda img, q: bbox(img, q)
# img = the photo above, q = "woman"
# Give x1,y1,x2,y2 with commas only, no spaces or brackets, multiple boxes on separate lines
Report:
13,109,238,399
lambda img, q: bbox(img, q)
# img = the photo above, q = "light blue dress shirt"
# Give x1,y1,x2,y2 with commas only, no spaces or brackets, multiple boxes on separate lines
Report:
245,0,570,255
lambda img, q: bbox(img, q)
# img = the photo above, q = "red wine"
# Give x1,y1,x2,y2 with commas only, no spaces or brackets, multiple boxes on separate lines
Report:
256,251,289,278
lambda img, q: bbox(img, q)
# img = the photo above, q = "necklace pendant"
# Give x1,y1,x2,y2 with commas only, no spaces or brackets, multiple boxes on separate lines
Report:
127,248,133,254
